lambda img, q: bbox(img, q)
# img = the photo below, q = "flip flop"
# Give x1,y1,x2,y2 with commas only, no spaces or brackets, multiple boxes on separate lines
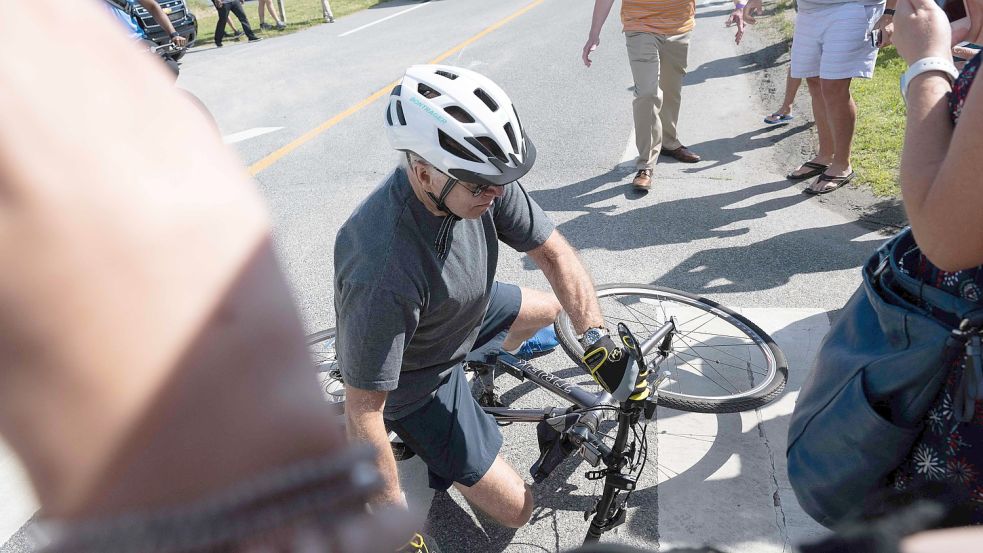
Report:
804,171,855,195
764,112,794,125
787,161,829,181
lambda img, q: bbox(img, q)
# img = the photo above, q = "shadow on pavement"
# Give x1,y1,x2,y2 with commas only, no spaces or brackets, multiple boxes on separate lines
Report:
680,122,810,172
528,164,897,296
685,40,791,86
529,172,809,251
650,219,886,294
428,490,519,553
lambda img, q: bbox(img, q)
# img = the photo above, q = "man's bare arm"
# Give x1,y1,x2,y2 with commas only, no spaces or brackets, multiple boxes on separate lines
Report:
526,231,604,335
583,0,617,67
345,387,405,508
137,0,188,46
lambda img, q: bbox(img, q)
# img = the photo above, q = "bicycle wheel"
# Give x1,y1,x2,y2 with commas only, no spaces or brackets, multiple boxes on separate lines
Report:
307,329,415,460
308,328,346,405
555,284,787,413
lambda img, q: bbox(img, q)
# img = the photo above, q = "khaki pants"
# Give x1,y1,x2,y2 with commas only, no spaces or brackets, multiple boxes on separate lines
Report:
625,31,690,170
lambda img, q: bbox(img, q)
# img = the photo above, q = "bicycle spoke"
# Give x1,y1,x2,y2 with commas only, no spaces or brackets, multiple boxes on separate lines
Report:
655,432,715,444
673,331,769,374
676,330,756,343
610,301,663,329
602,313,661,330
669,355,743,394
673,348,769,378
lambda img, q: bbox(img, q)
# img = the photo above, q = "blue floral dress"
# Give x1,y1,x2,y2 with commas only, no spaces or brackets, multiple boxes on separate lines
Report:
890,51,983,520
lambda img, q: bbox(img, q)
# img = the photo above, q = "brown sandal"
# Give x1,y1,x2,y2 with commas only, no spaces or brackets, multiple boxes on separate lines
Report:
804,172,855,195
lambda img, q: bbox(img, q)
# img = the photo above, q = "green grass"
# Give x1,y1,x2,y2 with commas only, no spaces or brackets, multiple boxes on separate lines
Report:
851,47,907,196
187,0,390,46
764,3,907,196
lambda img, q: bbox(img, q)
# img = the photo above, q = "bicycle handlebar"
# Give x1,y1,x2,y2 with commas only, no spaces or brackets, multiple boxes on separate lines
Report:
151,41,186,55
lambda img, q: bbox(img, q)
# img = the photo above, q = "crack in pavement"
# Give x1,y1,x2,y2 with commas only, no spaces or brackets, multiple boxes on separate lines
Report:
756,409,791,552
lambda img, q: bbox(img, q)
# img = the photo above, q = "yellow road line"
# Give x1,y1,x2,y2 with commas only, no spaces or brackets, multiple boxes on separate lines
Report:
248,0,546,176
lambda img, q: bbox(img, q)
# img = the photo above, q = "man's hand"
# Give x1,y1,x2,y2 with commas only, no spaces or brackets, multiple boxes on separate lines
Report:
172,35,188,47
582,34,600,67
581,333,649,402
726,0,762,45
744,0,763,23
874,14,895,47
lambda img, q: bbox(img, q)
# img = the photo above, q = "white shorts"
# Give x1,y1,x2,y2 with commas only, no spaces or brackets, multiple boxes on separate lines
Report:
790,3,883,80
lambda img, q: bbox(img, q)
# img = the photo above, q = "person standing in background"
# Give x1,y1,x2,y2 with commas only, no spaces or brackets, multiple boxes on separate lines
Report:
582,0,756,191
257,0,286,30
213,0,262,47
785,0,894,194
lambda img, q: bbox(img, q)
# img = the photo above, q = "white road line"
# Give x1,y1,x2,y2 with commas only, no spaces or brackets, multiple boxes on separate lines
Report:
339,1,431,38
222,127,284,145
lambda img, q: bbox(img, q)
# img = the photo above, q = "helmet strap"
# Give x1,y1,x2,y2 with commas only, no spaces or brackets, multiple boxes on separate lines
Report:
425,176,461,218
406,152,463,218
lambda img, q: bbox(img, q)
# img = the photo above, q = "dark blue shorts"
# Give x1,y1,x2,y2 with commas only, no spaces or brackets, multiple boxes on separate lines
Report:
387,281,521,490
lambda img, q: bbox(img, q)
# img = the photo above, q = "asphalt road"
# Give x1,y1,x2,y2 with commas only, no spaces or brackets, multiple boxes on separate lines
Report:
2,0,890,551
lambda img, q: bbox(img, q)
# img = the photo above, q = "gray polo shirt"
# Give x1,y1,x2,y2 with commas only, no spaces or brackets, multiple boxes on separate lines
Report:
334,168,555,418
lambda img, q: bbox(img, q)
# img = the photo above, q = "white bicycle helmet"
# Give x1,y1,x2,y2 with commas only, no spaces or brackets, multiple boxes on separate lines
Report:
385,64,536,188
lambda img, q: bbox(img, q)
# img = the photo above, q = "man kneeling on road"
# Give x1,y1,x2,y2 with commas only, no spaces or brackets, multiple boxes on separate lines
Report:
334,65,649,551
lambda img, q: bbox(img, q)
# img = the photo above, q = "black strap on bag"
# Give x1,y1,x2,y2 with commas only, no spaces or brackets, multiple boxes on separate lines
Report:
787,228,983,527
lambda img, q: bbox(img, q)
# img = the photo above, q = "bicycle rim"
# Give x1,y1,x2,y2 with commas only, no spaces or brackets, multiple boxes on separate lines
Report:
306,329,414,459
555,285,787,413
308,328,346,406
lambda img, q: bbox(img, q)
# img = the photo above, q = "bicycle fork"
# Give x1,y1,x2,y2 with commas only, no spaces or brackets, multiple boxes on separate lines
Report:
583,410,635,543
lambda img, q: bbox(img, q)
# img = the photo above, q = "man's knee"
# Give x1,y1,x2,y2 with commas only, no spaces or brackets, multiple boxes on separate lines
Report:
819,78,852,100
520,288,561,326
544,294,561,321
501,485,535,528
634,82,661,100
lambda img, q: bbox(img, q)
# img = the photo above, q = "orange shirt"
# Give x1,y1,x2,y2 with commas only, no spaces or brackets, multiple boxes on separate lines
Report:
621,0,696,36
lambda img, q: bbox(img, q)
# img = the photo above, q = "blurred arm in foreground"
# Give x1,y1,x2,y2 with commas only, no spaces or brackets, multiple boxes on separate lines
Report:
0,1,410,550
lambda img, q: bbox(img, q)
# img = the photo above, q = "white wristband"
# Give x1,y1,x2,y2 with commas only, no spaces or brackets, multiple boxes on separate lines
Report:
900,57,959,104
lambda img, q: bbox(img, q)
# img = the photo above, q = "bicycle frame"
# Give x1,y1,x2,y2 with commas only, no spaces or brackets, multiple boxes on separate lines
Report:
473,318,677,544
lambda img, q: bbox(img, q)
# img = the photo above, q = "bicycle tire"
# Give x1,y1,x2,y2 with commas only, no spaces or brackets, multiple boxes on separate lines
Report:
307,328,415,461
555,284,787,413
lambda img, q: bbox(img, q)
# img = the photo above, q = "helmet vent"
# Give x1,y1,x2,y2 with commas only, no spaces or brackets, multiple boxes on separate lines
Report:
444,106,475,124
473,88,499,112
395,100,406,125
435,70,459,80
390,84,402,97
474,137,507,163
438,130,482,163
417,83,441,99
503,123,518,153
385,104,393,126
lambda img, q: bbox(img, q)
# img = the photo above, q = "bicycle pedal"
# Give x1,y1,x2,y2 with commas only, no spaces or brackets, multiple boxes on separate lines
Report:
477,392,505,408
584,504,596,522
610,507,627,528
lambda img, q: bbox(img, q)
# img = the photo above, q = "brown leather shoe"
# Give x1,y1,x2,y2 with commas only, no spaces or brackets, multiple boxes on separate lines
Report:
632,169,653,190
660,145,701,163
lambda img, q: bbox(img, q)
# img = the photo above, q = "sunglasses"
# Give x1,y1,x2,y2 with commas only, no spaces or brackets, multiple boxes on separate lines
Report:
406,154,501,197
456,180,496,197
